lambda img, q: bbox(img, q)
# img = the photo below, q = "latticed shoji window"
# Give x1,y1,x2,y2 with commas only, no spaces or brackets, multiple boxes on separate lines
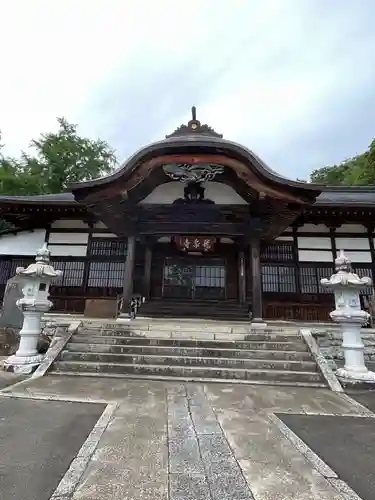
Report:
261,243,294,261
352,265,373,295
261,265,297,293
86,238,145,291
299,265,334,294
0,260,13,284
51,260,85,287
89,238,127,257
0,258,34,285
87,261,125,288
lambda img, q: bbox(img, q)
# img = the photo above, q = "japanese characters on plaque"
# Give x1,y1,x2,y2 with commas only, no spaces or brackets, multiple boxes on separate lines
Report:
175,236,215,253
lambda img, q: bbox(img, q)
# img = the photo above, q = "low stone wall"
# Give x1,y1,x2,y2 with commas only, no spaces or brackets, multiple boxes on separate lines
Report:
312,327,375,366
0,321,62,357
0,328,19,356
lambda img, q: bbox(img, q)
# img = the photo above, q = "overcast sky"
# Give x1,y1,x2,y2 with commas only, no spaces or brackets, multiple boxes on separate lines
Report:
1,0,375,180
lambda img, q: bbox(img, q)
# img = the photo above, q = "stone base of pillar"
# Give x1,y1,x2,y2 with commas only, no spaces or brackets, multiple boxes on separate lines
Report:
250,319,267,329
336,367,375,384
3,353,44,374
116,313,131,323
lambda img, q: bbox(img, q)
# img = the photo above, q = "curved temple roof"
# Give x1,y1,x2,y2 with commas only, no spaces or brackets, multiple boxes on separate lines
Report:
69,107,321,203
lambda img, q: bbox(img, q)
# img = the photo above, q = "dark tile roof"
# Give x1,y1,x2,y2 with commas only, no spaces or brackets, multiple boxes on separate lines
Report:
0,193,76,203
315,188,375,206
0,187,375,207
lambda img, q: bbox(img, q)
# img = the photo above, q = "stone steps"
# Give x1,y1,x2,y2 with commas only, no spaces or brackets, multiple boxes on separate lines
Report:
77,328,294,341
48,320,327,387
59,351,318,371
48,371,325,387
139,299,249,321
51,360,324,384
69,335,308,351
65,343,313,360
79,322,256,336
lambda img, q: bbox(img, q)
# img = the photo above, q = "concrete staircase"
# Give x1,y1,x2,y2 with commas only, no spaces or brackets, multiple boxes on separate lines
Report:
49,319,327,387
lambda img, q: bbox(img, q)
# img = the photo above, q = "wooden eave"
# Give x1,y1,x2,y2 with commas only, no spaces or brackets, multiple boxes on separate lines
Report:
70,140,321,206
0,201,86,228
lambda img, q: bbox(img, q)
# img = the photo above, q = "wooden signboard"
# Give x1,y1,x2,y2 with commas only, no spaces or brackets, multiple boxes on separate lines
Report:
174,236,216,253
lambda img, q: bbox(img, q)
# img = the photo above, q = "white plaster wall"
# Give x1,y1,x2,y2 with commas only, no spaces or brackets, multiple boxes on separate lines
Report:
0,229,46,255
275,236,293,241
50,219,90,229
338,224,367,233
335,237,370,250
298,237,332,249
92,233,117,238
335,250,372,263
297,224,330,233
140,181,248,205
48,244,87,257
48,232,89,244
298,250,333,262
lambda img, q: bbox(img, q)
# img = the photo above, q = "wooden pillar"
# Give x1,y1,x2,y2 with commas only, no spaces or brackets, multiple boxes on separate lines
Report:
120,235,136,315
238,249,246,304
143,246,153,300
250,237,264,322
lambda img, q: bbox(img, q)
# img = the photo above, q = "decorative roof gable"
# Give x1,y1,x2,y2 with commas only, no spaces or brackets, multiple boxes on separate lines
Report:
166,106,223,139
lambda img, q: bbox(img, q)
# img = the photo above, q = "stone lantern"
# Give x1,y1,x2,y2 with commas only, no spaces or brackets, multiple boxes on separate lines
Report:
321,249,375,383
4,243,62,374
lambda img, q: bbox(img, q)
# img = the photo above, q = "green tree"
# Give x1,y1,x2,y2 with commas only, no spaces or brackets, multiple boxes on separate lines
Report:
20,117,117,193
310,138,375,185
0,117,117,195
0,118,118,231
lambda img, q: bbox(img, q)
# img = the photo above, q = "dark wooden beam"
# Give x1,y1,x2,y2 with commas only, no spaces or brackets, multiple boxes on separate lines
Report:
238,249,246,304
250,236,264,322
119,235,136,316
143,246,153,299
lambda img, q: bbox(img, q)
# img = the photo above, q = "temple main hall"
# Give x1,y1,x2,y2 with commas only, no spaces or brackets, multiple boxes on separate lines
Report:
0,108,373,322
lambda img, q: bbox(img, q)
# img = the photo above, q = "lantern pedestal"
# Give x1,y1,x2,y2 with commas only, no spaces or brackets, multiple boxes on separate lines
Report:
333,313,375,383
321,250,375,385
4,244,62,374
5,307,48,374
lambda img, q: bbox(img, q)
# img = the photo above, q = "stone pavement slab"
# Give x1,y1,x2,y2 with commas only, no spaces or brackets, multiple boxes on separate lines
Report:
348,391,375,413
0,397,104,500
0,356,25,389
279,413,375,500
2,375,374,499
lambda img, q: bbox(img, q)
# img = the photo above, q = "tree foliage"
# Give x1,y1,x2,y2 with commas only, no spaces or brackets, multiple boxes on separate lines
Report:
0,117,117,196
310,138,375,185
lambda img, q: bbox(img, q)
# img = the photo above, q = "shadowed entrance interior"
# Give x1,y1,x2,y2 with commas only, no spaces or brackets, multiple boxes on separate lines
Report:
162,256,226,300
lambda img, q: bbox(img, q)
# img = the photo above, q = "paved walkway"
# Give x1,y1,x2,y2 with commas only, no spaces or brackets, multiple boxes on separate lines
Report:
0,397,104,500
1,375,374,500
0,356,26,389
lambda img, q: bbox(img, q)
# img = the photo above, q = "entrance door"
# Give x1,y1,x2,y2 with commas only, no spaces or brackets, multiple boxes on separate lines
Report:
162,257,226,300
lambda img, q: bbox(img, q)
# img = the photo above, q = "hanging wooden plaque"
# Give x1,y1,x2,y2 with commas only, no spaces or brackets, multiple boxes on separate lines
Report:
175,236,216,253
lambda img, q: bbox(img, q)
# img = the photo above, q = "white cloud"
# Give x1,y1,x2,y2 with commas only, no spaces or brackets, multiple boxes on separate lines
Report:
1,0,375,179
